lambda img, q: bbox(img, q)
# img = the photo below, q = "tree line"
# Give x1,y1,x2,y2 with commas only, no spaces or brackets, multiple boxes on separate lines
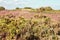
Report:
0,6,53,11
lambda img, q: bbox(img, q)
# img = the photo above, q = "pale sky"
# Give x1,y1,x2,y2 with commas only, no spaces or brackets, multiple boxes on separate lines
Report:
0,0,60,10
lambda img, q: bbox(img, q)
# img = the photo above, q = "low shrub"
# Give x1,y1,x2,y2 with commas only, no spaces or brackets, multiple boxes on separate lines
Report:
0,14,59,40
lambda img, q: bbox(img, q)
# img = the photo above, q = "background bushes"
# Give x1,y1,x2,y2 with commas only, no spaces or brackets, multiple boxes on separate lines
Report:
0,6,5,11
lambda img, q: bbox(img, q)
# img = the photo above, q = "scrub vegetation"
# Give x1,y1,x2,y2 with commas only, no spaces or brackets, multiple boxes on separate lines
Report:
0,6,60,40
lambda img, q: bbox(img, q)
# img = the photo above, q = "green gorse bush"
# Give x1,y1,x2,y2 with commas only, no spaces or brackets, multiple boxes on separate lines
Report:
0,14,60,40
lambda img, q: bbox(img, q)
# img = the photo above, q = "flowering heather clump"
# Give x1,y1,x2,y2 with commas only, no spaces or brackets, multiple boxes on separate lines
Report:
0,14,60,40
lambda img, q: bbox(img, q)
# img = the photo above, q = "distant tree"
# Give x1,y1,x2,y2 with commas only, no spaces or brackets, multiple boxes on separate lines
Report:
0,6,5,10
16,7,20,10
24,7,32,9
38,7,53,12
39,7,45,12
15,7,22,10
44,7,53,11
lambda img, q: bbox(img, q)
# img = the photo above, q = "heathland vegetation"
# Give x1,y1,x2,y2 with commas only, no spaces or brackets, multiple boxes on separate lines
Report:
0,6,60,40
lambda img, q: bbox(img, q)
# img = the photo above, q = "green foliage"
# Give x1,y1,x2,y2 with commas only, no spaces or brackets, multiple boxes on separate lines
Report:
24,7,32,9
16,7,21,10
0,6,5,11
44,7,53,11
39,7,45,12
37,7,53,12
0,14,60,40
15,7,22,11
16,7,20,9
